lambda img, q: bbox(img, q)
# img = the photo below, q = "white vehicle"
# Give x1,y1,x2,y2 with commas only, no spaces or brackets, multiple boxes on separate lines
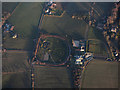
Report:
12,34,17,39
75,61,83,65
85,52,93,60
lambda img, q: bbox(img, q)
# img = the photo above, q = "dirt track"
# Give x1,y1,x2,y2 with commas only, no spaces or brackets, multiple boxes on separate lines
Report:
32,34,71,66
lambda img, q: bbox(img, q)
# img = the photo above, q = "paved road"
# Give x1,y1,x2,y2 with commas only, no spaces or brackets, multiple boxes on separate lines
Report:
32,4,46,62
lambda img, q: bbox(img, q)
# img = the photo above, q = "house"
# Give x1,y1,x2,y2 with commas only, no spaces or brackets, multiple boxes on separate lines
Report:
79,41,85,51
50,0,53,4
75,58,84,65
89,21,92,26
50,3,56,9
10,26,15,31
49,12,52,15
12,34,17,39
52,3,56,7
3,23,12,32
111,28,117,33
80,46,85,52
72,16,75,19
72,40,80,48
45,9,50,13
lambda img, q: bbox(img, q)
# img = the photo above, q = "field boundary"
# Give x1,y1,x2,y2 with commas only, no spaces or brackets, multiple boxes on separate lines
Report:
80,58,93,88
6,2,22,19
2,70,30,75
44,11,65,18
32,34,71,67
88,39,110,57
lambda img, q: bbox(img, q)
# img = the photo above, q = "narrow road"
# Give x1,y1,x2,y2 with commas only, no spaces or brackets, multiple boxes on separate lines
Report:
38,7,45,29
31,3,46,89
84,24,89,40
32,4,46,62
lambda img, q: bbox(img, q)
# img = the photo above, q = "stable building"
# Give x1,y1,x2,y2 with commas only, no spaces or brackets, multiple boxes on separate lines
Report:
72,40,80,48
111,28,117,33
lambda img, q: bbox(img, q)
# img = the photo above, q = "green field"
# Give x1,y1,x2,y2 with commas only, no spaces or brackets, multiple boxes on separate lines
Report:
81,59,118,88
88,27,105,41
41,2,113,44
61,2,113,20
2,51,30,72
86,23,109,56
2,71,31,88
37,37,69,64
2,2,19,13
87,40,107,56
34,66,73,88
2,51,31,88
41,12,87,40
2,2,116,88
3,2,44,50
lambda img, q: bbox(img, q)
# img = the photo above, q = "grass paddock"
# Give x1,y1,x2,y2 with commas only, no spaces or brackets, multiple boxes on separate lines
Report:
34,66,73,88
2,71,31,88
81,59,118,88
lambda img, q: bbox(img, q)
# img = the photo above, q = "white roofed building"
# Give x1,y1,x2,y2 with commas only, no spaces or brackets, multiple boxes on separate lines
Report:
75,55,84,65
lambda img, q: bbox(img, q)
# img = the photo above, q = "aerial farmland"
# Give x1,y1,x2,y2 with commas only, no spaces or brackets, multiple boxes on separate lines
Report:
1,1,119,89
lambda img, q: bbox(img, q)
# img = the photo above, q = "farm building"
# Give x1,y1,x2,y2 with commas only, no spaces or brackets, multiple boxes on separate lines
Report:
80,46,85,52
10,26,15,31
111,28,117,32
75,55,84,65
72,40,80,48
